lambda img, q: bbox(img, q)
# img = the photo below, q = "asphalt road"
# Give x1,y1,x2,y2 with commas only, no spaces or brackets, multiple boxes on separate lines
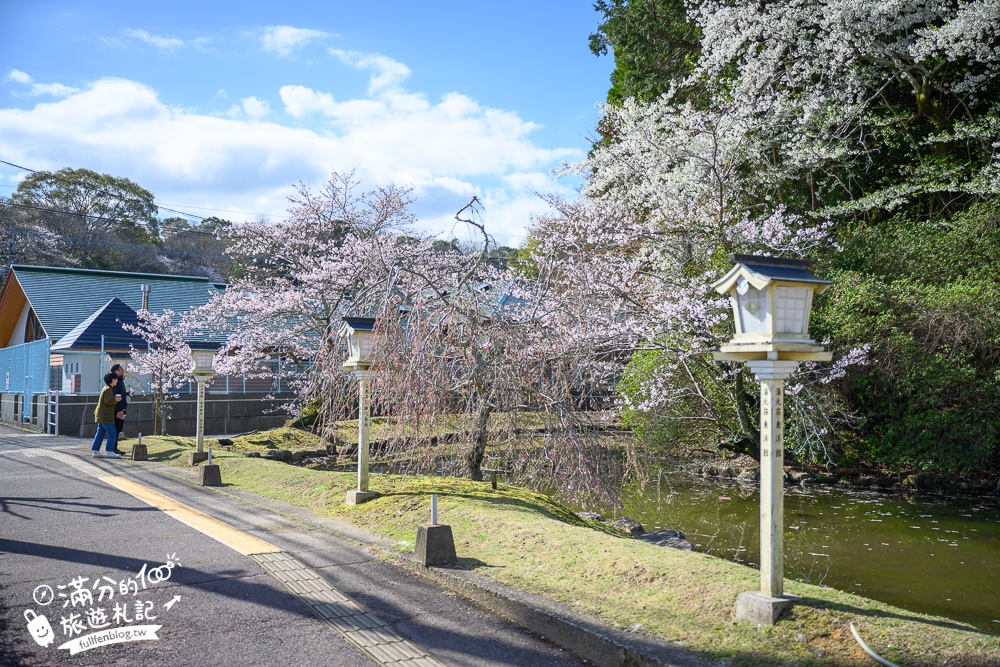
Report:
0,426,588,667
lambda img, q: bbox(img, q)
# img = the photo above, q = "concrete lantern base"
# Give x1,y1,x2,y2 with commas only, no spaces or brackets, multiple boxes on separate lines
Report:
199,464,222,487
735,592,798,626
130,444,148,462
188,452,209,466
345,490,378,505
415,524,456,567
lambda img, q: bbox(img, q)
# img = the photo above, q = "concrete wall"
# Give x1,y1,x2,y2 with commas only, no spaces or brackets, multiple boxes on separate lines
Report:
0,391,297,438
1,393,22,424
56,392,297,439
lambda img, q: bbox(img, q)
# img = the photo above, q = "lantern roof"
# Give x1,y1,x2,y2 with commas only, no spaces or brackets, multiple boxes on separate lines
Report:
338,316,377,338
711,255,832,295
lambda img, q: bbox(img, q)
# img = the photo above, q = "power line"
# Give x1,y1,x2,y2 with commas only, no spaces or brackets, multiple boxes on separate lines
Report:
0,200,221,238
156,201,291,220
0,159,209,223
12,227,234,262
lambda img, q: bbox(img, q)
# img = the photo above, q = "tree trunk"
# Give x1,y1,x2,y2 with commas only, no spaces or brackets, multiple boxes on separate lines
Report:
465,401,491,481
153,391,161,436
734,370,760,461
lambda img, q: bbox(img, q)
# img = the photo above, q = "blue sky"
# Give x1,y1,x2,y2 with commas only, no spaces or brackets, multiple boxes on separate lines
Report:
0,1,614,245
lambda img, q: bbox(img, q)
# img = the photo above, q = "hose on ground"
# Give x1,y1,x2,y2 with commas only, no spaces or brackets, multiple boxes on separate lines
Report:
850,623,902,667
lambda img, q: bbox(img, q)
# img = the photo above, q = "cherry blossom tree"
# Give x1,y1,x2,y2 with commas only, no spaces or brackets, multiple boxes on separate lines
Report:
531,95,860,463
205,182,623,497
371,200,617,486
122,309,194,435
567,0,1000,468
197,171,424,445
685,0,1000,212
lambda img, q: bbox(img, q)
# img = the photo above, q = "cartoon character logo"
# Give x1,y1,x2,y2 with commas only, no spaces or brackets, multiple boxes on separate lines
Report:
24,610,55,647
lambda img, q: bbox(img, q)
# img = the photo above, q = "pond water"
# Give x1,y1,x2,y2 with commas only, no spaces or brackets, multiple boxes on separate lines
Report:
607,469,1000,632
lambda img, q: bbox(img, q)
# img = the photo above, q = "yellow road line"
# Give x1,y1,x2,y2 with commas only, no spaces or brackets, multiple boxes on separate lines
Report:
100,475,282,556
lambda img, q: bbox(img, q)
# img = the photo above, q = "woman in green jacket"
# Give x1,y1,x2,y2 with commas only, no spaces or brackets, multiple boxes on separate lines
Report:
92,372,122,458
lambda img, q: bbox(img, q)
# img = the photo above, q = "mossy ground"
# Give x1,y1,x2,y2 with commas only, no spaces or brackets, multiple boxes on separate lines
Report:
119,432,1000,667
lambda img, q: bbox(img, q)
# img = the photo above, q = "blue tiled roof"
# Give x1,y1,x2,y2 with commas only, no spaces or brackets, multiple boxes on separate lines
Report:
740,261,832,285
51,297,145,351
342,316,376,331
11,265,225,342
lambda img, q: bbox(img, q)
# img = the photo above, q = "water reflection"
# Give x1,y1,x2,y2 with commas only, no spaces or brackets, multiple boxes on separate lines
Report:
612,467,1000,632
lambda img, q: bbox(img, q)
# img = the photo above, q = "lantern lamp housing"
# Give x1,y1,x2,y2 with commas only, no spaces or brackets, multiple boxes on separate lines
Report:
711,255,832,362
339,316,380,372
190,348,216,376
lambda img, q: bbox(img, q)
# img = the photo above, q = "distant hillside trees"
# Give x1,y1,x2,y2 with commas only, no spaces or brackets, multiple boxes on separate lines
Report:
0,168,235,280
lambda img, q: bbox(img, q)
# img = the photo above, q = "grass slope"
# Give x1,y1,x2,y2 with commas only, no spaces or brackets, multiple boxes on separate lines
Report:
123,434,1000,667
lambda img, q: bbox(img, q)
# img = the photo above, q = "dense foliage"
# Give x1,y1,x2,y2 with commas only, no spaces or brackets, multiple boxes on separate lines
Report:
588,0,1000,472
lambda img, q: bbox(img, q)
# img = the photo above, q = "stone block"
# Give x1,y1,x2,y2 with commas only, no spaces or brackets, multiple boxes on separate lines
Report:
734,591,798,626
188,452,209,466
635,530,696,552
200,463,222,487
130,444,148,462
415,524,456,567
612,517,645,536
345,490,378,505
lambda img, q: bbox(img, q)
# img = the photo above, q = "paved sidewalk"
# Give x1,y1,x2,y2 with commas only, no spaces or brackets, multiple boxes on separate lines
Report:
0,432,588,667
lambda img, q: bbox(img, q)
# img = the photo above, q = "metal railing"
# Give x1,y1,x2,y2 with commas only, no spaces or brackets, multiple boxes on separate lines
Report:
47,391,59,435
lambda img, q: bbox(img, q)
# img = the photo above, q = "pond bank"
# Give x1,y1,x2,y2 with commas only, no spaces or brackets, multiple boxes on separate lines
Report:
698,460,1000,496
607,462,1000,634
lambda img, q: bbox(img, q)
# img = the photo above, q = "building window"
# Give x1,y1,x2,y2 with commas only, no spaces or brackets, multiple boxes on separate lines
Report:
24,310,44,343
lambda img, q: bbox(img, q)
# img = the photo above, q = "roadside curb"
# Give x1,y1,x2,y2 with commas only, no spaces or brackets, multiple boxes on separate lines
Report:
390,554,706,667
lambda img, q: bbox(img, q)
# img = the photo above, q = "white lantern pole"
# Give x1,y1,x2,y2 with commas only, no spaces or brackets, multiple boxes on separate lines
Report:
354,369,373,492
747,359,799,598
188,349,216,459
196,375,206,455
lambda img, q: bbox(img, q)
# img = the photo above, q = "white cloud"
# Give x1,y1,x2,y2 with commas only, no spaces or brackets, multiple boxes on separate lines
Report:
329,50,411,96
240,96,271,119
4,69,79,97
279,85,338,117
6,69,31,85
0,61,581,241
260,26,328,57
123,28,186,50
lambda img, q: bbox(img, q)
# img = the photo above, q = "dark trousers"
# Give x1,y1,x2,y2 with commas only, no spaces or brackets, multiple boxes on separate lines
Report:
114,416,125,445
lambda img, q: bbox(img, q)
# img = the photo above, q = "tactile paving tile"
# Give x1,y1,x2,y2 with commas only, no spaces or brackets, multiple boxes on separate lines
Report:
251,551,448,666
24,449,107,476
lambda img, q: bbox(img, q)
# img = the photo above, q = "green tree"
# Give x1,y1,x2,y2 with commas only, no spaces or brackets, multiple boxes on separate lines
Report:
818,201,1000,472
13,168,160,243
589,0,702,105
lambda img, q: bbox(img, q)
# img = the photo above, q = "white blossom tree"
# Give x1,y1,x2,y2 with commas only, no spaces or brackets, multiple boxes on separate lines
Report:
123,309,194,436
197,171,427,445
685,0,1000,210
531,93,861,463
